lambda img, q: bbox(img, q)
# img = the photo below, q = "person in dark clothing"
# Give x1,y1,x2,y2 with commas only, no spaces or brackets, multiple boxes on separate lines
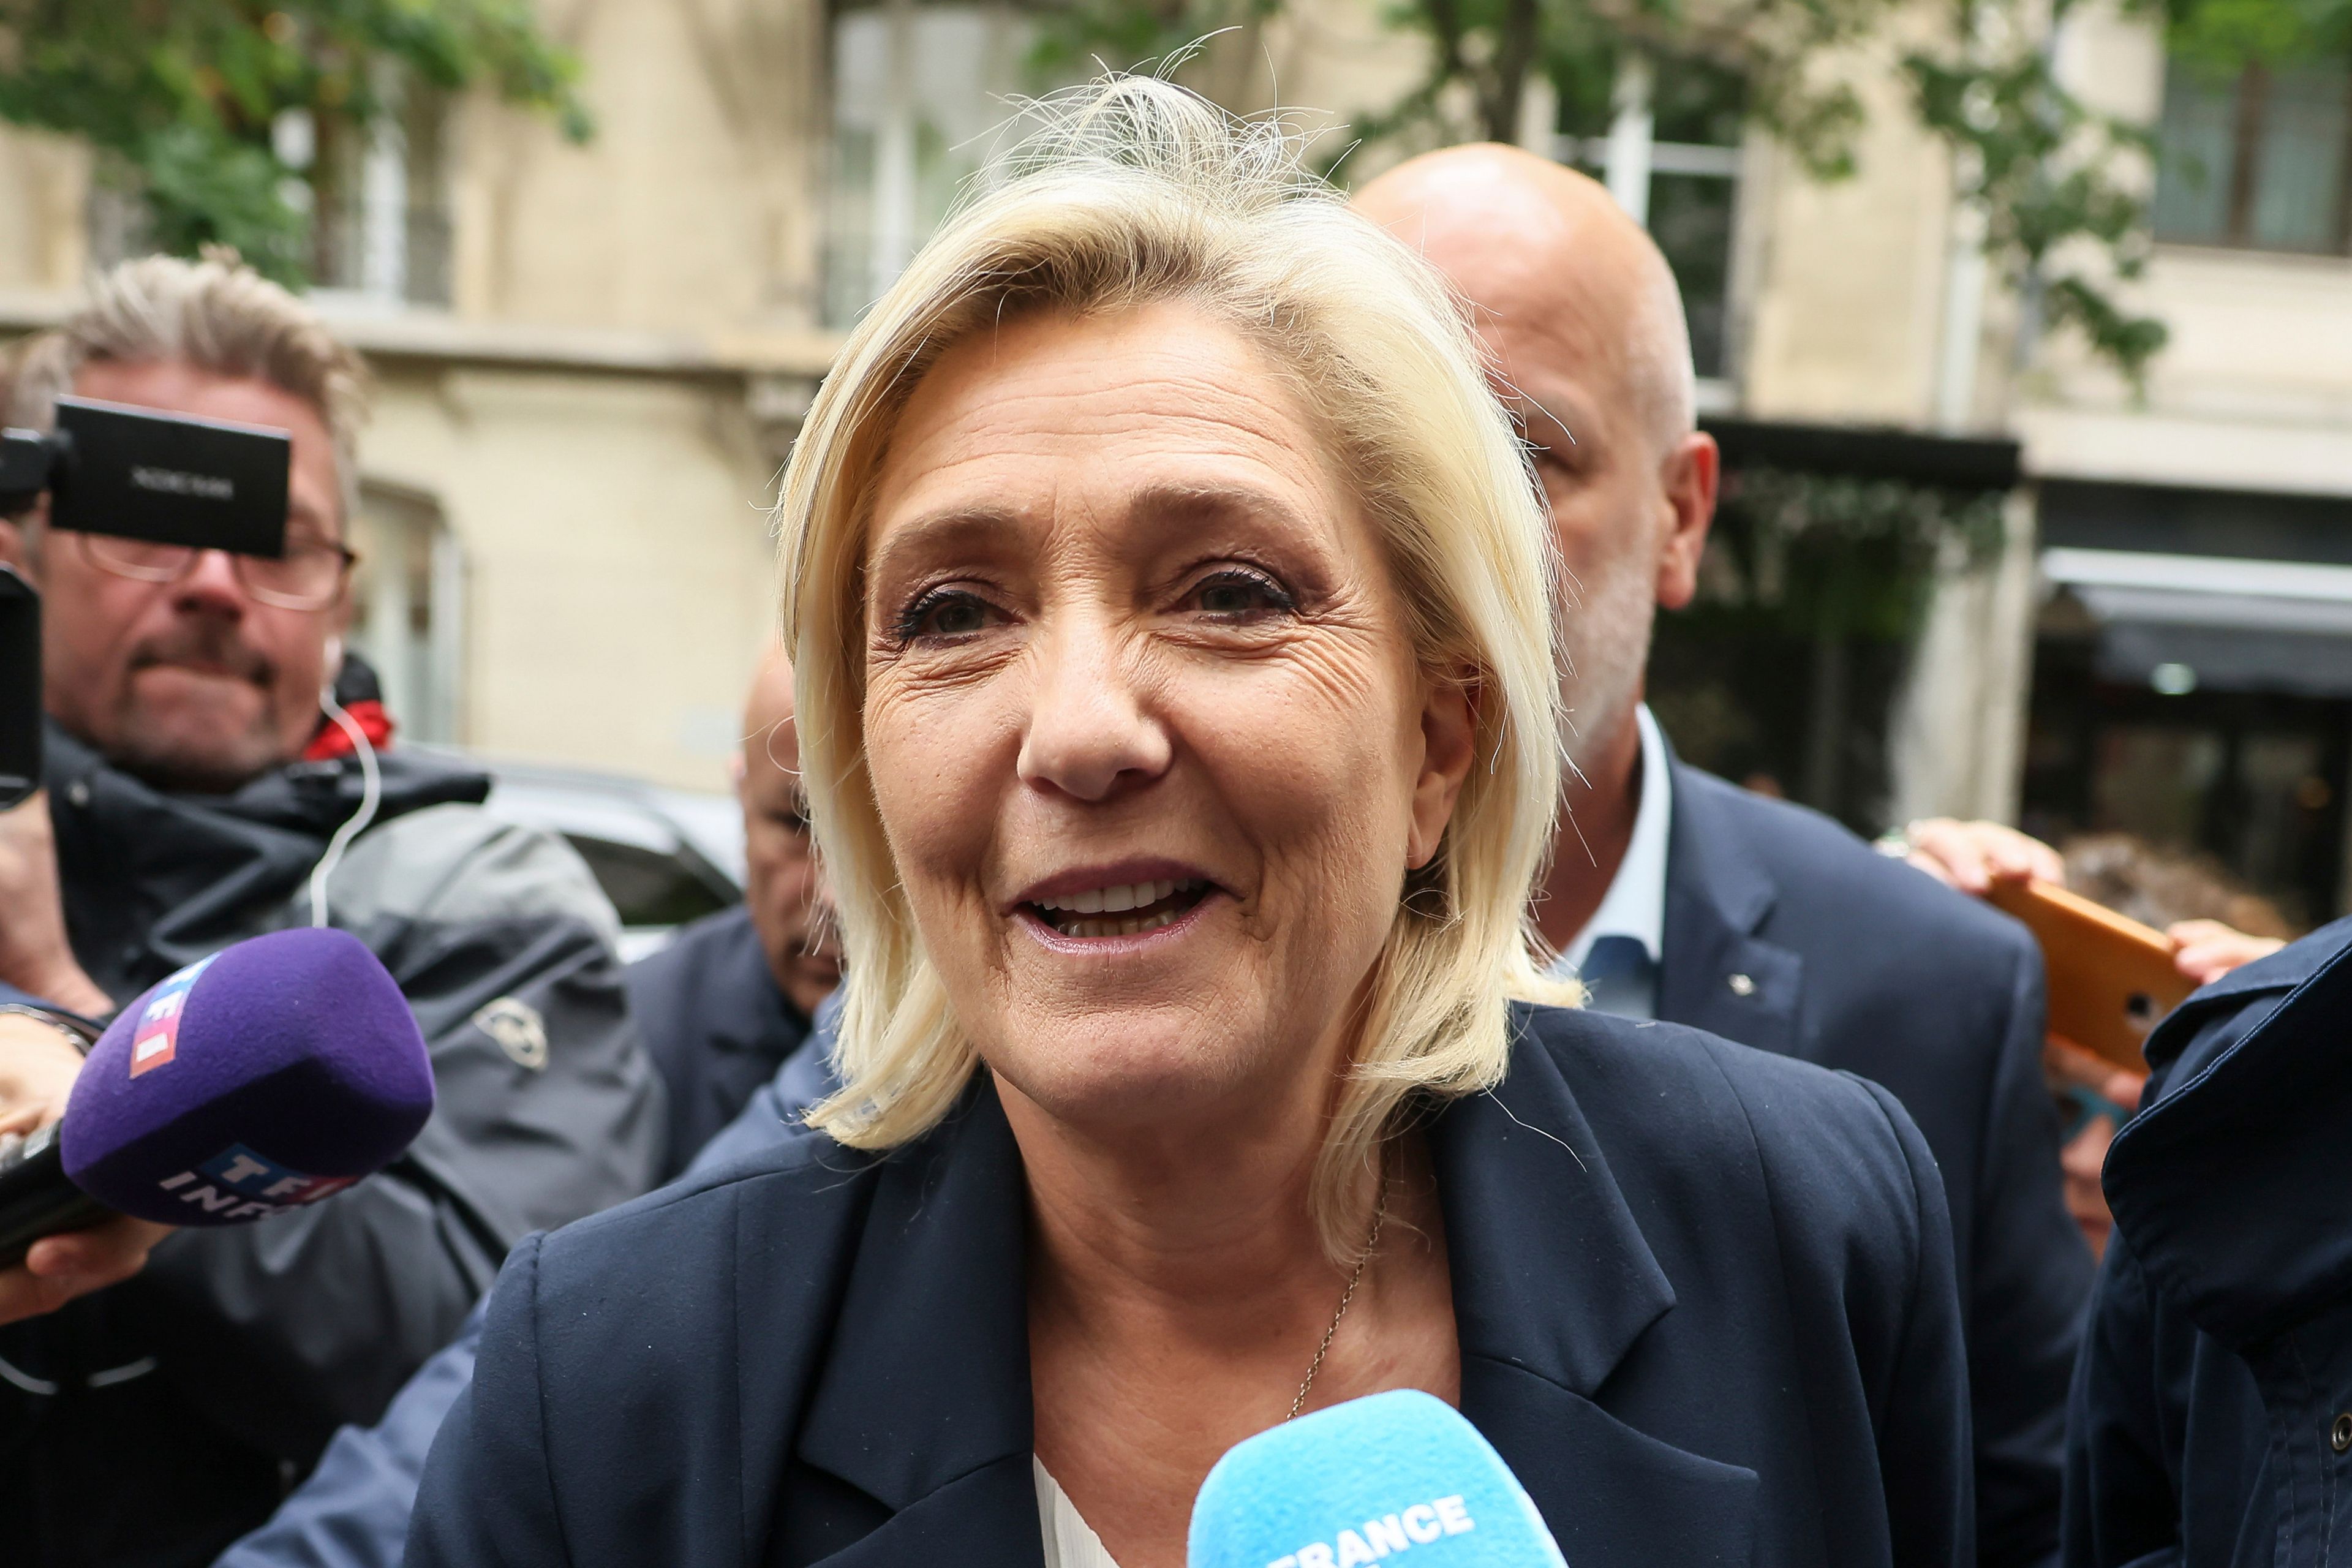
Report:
214,653,840,1568
626,650,838,1177
213,1002,842,1568
1354,145,2089,1567
2064,915,2352,1568
0,254,663,1567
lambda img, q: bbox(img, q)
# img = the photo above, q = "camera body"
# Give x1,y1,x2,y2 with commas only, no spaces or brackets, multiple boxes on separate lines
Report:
0,564,36,805
0,397,292,809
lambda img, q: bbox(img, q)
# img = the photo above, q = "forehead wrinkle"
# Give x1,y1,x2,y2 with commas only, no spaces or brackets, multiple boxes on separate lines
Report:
907,371,1314,460
878,398,1343,541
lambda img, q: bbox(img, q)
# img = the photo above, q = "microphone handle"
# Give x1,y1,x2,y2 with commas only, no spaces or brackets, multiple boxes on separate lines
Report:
0,1121,114,1270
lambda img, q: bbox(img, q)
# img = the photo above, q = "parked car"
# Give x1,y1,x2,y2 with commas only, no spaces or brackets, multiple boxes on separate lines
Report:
423,748,746,962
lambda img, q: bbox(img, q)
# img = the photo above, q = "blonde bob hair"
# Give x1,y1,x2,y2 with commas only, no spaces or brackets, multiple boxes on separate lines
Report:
782,75,1570,1258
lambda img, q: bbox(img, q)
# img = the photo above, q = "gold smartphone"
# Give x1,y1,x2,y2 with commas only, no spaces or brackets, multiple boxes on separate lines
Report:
1986,879,2195,1074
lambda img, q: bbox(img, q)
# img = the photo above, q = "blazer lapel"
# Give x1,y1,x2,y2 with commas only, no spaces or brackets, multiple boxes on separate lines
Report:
1462,1359,1758,1567
756,1079,1045,1567
1436,1016,1759,1567
1656,758,1807,1061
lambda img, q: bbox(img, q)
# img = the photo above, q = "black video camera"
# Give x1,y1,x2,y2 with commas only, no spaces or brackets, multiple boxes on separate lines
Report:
0,396,292,808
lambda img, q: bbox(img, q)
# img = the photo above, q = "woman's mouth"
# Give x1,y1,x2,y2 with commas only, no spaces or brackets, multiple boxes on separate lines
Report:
1023,878,1213,939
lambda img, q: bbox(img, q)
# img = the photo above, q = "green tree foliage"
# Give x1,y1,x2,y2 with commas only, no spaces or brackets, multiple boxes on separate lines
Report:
0,1,590,284
1031,0,2331,386
1905,0,2167,384
2163,0,2352,66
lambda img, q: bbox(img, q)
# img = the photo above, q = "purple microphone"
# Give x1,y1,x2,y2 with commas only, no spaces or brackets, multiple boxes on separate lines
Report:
0,927,434,1267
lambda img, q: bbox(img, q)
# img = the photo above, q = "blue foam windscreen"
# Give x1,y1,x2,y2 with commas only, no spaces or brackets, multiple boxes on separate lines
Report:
61,927,435,1224
1189,1390,1568,1568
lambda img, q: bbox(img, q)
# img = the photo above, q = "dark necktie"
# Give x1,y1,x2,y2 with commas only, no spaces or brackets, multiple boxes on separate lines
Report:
1578,933,1657,1020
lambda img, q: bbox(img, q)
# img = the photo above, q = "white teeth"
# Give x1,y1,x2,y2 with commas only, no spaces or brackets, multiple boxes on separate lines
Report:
1036,878,1200,915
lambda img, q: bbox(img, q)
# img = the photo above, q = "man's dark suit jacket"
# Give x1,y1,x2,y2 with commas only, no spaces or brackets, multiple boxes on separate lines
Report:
1658,759,2092,1568
622,905,814,1181
407,1003,1973,1568
2064,917,2352,1568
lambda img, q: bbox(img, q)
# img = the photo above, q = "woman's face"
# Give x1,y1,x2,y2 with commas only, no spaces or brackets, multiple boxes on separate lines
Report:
861,301,1476,1140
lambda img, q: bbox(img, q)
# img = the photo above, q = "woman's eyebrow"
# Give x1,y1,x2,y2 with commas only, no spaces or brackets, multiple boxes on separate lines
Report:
867,505,1027,580
1125,481,1320,542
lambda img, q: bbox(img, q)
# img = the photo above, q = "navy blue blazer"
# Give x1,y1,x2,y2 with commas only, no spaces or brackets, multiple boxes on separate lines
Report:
622,905,814,1180
1659,760,2091,1567
406,1003,1972,1568
2064,916,2352,1568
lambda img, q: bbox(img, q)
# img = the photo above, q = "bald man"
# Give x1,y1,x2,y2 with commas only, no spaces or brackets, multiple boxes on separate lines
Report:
1358,149,2089,1568
624,649,840,1178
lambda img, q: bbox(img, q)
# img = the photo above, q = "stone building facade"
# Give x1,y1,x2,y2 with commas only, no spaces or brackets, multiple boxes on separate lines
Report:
2,0,2343,914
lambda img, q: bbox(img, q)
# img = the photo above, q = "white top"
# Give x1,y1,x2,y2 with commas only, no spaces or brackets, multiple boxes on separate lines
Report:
1036,1457,1125,1568
1550,703,1674,979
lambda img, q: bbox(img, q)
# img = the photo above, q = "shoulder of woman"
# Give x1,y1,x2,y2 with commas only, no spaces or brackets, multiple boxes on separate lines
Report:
1512,1001,1942,1250
521,1134,887,1333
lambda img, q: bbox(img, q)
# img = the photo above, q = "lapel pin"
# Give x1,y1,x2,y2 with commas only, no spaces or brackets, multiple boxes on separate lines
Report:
1726,973,1756,997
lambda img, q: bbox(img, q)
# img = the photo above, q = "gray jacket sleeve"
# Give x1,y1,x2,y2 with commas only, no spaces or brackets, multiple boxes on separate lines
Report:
137,805,665,1463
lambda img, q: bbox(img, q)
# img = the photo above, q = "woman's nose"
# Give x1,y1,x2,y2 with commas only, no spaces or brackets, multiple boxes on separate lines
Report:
1015,622,1172,802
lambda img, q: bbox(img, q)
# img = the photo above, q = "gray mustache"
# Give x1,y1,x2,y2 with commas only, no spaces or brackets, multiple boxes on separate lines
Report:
130,625,274,685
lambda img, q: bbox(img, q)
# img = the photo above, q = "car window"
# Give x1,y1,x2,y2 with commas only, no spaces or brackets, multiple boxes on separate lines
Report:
565,835,736,929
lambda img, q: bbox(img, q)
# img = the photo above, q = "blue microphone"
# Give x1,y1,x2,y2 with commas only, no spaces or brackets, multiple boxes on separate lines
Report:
1188,1390,1567,1568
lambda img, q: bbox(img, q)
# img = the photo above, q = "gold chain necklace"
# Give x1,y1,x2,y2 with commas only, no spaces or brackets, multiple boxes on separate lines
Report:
1286,1184,1389,1420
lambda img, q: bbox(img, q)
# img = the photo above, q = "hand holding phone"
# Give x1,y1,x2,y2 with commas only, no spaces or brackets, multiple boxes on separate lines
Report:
1986,878,2195,1074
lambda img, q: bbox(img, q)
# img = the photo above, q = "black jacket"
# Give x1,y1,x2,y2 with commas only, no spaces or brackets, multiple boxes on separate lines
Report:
1659,760,2091,1568
2064,916,2352,1568
622,905,813,1181
407,1002,1973,1568
1,724,665,1568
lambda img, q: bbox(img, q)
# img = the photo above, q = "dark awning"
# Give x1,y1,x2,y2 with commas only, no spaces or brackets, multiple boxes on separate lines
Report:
2043,546,2352,697
1702,417,2021,490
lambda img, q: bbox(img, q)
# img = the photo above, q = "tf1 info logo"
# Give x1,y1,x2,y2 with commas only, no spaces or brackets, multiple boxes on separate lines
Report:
154,1144,358,1221
128,953,218,1079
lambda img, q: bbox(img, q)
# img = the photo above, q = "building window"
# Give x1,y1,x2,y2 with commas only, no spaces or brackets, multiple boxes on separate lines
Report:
2154,57,2352,254
279,75,454,308
84,86,451,307
348,486,464,744
823,0,1037,327
1550,52,1746,382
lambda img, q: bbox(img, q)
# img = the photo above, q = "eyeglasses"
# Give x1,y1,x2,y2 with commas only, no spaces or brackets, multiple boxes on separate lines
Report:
74,529,358,611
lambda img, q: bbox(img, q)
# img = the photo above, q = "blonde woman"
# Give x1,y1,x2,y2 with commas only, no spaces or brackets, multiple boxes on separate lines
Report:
410,79,1969,1568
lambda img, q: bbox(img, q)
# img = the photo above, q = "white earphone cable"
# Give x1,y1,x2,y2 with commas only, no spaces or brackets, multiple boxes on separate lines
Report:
309,684,382,928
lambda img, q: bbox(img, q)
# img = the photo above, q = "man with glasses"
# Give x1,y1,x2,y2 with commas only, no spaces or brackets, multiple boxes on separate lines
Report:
0,254,664,1568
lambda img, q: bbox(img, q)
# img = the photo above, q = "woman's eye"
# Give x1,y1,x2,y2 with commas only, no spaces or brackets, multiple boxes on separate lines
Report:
1189,569,1294,620
898,589,1001,643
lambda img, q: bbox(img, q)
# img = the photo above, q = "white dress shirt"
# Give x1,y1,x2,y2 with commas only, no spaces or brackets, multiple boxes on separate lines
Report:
1548,703,1674,1009
1036,1458,1123,1568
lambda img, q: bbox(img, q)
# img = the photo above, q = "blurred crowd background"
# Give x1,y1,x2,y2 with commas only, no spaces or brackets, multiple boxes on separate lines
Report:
1,0,2339,940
